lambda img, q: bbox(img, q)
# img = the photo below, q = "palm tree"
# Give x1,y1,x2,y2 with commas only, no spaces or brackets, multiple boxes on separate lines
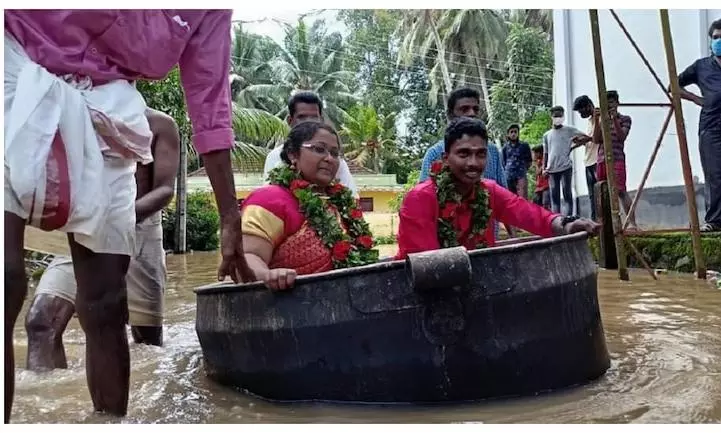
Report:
230,104,290,172
504,9,553,35
437,9,508,117
229,24,285,111
397,10,453,108
340,105,397,173
266,19,357,126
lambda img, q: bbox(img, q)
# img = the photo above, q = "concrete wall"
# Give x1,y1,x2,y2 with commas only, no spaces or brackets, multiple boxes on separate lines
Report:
552,9,721,211
576,183,708,228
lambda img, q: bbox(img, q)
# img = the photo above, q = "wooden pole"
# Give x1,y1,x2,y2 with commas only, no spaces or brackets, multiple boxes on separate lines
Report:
589,9,629,281
659,10,706,279
174,137,188,254
622,108,674,230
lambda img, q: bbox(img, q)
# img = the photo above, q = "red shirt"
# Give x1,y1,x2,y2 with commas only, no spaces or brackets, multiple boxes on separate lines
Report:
535,160,549,192
395,179,559,259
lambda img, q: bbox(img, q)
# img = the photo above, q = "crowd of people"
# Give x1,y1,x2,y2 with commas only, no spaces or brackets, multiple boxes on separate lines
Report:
4,9,719,424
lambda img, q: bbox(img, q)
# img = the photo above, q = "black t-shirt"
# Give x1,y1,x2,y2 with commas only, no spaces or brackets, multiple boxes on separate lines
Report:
678,56,721,132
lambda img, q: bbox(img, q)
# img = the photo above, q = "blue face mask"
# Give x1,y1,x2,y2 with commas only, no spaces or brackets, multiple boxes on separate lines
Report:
712,38,721,56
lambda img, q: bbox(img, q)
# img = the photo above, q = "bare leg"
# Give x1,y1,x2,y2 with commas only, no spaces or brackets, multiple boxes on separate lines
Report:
130,326,163,347
68,235,130,417
25,294,75,371
4,212,27,423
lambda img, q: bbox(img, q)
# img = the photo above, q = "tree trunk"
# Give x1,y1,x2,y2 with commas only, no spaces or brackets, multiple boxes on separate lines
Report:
428,13,454,98
475,60,493,118
174,138,188,254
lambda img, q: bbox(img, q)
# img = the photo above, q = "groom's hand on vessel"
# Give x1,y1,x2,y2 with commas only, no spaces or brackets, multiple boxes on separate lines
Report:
218,212,256,283
551,216,601,237
564,218,601,236
260,268,297,291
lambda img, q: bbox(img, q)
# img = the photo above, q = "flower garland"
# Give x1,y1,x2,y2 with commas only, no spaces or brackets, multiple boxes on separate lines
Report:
429,161,491,250
267,165,379,268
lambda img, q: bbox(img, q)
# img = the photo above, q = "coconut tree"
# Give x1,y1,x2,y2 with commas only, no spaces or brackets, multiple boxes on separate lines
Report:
436,9,508,117
265,19,357,126
397,10,453,108
230,104,290,172
229,24,286,112
340,105,397,173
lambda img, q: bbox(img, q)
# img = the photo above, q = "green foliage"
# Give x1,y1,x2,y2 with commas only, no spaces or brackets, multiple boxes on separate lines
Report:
488,22,553,141
587,233,721,272
162,192,220,252
520,110,551,145
389,169,421,213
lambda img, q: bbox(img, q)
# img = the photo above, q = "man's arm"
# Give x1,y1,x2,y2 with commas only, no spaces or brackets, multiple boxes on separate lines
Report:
488,181,559,238
177,11,237,216
418,144,441,182
542,133,550,171
135,110,180,223
177,10,253,282
675,61,704,107
395,187,440,259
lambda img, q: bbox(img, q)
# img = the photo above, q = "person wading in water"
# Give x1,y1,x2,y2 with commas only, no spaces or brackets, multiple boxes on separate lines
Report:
4,10,255,422
24,108,180,371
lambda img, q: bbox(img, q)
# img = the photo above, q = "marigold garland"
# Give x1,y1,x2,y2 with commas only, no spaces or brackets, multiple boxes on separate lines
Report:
429,161,491,250
267,165,378,268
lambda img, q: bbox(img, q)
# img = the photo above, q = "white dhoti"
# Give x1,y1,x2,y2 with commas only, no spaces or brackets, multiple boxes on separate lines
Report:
34,212,167,326
4,32,153,256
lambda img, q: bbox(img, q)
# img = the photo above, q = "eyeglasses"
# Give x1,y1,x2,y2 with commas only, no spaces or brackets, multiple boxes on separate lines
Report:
301,142,342,159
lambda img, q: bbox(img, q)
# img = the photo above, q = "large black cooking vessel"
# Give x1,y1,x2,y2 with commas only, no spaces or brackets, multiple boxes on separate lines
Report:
194,232,610,403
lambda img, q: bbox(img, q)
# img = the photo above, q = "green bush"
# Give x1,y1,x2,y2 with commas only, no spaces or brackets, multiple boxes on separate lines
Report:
588,233,721,272
163,191,220,252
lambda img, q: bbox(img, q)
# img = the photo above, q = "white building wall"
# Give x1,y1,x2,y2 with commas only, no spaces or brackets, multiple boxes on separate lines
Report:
552,9,721,200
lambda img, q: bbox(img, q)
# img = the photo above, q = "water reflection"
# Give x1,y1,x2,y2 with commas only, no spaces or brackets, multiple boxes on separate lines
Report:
11,252,721,423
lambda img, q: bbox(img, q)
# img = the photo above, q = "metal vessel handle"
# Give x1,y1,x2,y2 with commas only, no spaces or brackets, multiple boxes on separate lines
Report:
405,247,472,294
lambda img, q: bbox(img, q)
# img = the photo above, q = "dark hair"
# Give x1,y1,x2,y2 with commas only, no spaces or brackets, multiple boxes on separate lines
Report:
532,145,544,154
280,120,338,164
550,105,565,114
507,123,520,133
444,117,488,153
287,91,323,117
573,95,593,111
606,90,619,103
447,87,481,117
709,19,721,38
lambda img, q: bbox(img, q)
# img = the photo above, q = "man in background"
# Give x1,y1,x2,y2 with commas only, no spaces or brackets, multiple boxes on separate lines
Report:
676,19,721,232
542,106,588,216
592,90,637,229
502,123,532,199
572,95,600,220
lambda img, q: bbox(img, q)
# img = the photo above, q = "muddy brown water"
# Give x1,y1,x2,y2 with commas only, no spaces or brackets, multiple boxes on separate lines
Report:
10,249,721,424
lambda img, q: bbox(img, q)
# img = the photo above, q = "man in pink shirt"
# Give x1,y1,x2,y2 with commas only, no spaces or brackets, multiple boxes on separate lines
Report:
4,10,254,421
396,117,599,260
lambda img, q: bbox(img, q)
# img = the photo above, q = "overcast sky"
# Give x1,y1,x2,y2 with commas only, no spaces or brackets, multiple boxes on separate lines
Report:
231,9,346,43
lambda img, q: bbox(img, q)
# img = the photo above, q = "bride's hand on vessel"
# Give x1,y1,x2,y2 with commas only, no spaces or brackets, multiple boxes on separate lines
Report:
261,268,298,291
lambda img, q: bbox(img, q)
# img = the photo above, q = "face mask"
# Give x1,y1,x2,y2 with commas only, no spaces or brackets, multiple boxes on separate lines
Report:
552,116,565,126
712,39,721,57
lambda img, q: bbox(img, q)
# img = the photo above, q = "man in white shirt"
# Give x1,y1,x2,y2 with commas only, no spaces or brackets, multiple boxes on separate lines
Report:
572,95,600,220
262,91,359,198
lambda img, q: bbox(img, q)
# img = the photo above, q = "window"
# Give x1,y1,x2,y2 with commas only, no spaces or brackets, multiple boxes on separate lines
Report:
359,197,374,212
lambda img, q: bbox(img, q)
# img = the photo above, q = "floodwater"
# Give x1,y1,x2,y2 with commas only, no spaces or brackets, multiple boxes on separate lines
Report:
10,251,721,424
